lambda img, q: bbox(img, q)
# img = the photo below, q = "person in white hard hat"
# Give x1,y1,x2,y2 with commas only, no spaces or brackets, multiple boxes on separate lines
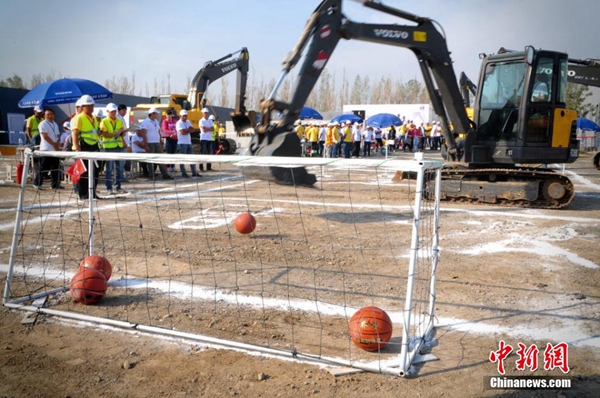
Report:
176,109,200,178
25,105,45,145
138,108,172,180
71,94,102,199
199,108,213,171
100,103,127,193
342,121,352,158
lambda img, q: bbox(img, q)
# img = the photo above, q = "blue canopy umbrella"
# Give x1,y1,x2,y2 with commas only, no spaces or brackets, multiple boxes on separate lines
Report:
365,113,402,128
330,113,363,125
18,78,113,108
298,106,323,120
577,117,600,132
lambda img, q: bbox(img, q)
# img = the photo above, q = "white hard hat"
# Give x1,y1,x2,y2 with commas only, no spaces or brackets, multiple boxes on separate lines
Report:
106,103,118,112
345,121,351,125
179,109,188,116
334,122,339,126
33,105,44,113
78,94,95,106
209,115,215,120
201,108,210,113
148,107,160,114
63,121,71,130
93,109,104,118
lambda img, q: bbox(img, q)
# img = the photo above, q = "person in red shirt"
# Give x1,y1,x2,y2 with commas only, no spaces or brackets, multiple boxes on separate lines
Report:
161,110,178,172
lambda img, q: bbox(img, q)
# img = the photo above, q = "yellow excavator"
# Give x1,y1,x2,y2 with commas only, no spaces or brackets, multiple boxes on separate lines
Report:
238,0,591,208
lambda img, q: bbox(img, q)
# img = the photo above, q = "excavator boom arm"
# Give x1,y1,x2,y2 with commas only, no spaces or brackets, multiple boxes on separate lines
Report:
187,48,250,111
258,0,472,162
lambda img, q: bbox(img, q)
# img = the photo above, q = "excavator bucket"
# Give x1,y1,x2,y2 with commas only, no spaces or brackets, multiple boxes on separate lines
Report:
231,110,257,137
240,131,317,187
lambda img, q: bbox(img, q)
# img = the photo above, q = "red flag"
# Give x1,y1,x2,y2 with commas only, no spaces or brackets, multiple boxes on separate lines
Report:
65,159,87,184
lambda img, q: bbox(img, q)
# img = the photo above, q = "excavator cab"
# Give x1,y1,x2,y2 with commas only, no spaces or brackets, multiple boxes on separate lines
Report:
468,47,579,166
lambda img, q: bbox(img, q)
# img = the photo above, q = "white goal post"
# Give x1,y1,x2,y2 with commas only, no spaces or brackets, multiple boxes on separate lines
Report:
3,149,442,376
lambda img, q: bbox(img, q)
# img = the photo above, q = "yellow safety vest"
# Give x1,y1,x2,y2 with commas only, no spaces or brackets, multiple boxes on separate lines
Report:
27,115,41,137
79,114,99,145
212,121,218,140
100,117,124,149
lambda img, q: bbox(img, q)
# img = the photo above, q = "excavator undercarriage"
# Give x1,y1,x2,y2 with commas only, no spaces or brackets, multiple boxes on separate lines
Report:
431,167,574,209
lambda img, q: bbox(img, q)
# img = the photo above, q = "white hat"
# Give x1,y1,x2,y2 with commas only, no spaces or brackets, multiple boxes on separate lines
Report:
334,121,339,126
148,107,160,114
345,121,351,125
201,108,210,113
78,94,95,106
63,121,70,130
209,115,215,120
106,103,118,112
179,109,188,116
354,122,359,126
93,109,104,118
33,105,44,113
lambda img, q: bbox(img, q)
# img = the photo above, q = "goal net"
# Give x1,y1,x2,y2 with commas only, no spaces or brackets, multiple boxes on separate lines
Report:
3,150,442,376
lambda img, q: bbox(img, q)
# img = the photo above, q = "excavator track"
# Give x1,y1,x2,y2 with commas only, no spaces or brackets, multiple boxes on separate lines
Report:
426,167,575,209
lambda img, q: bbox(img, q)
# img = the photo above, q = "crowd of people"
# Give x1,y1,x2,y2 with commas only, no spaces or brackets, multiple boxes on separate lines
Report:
26,95,225,200
292,117,445,158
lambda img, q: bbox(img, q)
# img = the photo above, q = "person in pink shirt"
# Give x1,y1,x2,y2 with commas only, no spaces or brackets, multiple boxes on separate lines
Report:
161,110,178,172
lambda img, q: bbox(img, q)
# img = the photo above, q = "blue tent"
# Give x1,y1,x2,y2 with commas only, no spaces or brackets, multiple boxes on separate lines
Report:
299,106,323,120
330,113,363,124
365,113,402,128
18,78,112,108
577,117,600,132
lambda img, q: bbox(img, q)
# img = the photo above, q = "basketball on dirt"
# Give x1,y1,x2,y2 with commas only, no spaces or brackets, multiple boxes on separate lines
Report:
79,254,112,281
349,306,393,351
234,212,256,235
70,268,108,305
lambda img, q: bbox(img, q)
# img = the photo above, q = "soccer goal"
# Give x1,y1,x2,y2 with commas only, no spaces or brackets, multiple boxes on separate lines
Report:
3,149,442,376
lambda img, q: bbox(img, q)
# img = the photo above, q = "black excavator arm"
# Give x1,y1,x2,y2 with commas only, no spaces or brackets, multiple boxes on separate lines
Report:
568,58,600,88
246,0,474,168
187,48,250,112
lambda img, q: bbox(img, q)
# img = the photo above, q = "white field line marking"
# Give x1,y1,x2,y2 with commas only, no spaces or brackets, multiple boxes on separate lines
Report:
168,207,283,230
1,264,598,349
557,165,600,191
0,177,260,232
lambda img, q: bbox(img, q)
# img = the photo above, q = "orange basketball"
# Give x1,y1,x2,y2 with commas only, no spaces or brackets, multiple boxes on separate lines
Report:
349,306,393,351
79,254,112,281
70,268,107,305
234,212,256,235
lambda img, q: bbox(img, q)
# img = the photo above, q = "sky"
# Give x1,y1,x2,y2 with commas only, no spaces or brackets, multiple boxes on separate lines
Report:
1,0,599,106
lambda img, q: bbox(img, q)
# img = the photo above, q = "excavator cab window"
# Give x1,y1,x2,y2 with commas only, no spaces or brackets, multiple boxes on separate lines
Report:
478,61,526,142
526,56,557,143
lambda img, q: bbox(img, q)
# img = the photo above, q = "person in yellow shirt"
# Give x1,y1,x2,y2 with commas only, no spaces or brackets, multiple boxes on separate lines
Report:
307,122,319,156
324,123,334,158
331,122,340,157
295,121,305,140
26,105,45,146
341,121,352,158
424,122,433,150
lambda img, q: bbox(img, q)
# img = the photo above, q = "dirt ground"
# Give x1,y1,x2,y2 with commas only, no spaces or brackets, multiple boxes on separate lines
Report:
0,150,599,397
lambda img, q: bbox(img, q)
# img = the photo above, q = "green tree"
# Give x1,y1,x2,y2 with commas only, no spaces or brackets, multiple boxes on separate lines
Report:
0,74,26,89
566,83,596,119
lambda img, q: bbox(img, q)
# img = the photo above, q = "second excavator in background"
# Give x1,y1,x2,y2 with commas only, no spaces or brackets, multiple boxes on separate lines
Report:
239,0,591,208
130,48,255,154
